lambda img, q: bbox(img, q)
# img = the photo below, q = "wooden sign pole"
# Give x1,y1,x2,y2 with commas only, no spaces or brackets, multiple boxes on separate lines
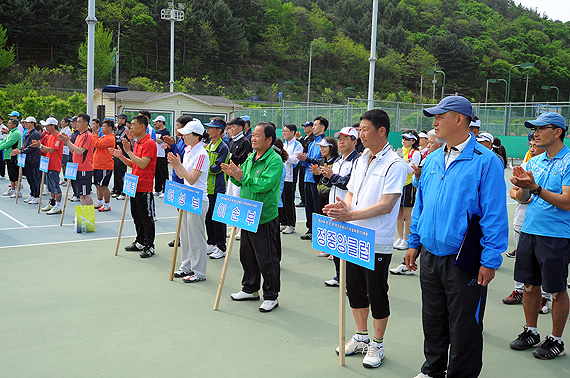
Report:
213,226,237,310
114,199,129,256
338,259,347,366
37,171,45,213
15,166,22,204
59,184,71,226
168,210,185,280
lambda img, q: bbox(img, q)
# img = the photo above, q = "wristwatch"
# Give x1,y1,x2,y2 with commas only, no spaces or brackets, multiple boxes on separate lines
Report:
530,186,542,196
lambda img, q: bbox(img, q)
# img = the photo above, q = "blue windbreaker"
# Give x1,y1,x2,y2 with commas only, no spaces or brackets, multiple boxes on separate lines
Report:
302,133,323,183
408,134,508,269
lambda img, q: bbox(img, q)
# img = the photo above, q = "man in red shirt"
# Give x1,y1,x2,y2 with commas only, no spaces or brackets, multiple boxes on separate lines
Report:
32,117,64,214
110,114,157,258
92,119,115,212
59,113,94,206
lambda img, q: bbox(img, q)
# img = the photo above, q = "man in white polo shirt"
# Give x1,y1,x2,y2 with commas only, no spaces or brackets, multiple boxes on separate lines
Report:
324,109,407,369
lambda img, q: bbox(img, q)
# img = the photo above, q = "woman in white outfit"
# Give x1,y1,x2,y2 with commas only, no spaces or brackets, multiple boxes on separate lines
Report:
167,120,210,283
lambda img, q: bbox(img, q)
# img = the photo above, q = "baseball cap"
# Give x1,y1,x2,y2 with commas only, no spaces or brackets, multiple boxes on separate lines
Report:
418,131,428,138
402,132,418,141
24,116,37,123
45,117,58,126
476,132,493,143
241,115,250,122
9,111,20,117
302,121,314,128
71,116,78,122
153,115,166,123
423,96,473,118
116,113,128,119
179,120,204,135
334,127,359,139
205,119,225,130
469,119,481,128
524,112,567,131
317,139,332,147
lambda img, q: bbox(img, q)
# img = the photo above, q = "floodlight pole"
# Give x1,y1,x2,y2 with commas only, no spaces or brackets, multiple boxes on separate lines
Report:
161,3,184,92
86,0,97,119
367,0,378,111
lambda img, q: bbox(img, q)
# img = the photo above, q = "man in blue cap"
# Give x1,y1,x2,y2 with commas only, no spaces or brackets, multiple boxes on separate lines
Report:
405,95,509,377
509,112,570,360
241,115,252,142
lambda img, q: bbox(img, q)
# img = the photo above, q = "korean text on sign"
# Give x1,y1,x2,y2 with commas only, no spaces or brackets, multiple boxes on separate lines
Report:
123,173,139,198
212,193,263,233
163,180,204,215
312,213,375,270
64,162,78,180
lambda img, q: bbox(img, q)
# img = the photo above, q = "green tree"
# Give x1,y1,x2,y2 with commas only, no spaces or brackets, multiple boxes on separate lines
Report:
0,24,15,72
78,24,115,86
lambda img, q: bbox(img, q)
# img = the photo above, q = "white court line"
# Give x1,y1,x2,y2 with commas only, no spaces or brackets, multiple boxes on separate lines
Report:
0,216,178,232
0,209,29,228
0,231,175,249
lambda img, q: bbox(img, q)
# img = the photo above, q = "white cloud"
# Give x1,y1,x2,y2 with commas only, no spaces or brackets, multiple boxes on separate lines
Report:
515,0,570,22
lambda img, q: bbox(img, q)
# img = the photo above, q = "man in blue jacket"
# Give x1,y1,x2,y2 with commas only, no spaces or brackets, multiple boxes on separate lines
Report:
405,96,508,378
297,116,327,240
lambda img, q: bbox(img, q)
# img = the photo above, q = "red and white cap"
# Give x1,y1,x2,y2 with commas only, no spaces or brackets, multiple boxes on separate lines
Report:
334,127,358,139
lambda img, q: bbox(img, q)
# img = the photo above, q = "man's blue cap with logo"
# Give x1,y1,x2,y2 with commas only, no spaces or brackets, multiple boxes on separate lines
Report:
423,95,474,119
524,112,567,131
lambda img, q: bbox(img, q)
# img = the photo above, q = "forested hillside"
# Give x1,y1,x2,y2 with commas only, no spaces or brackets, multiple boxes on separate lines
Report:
0,0,568,104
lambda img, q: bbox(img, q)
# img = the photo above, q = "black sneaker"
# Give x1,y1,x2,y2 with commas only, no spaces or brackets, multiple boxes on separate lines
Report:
510,326,541,350
505,250,516,258
174,269,193,278
300,232,312,240
140,246,155,258
168,239,180,247
125,241,144,251
533,336,565,359
296,202,305,207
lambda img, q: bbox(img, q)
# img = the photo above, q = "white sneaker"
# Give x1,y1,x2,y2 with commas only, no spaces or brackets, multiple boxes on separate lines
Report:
362,342,384,368
209,247,226,259
539,297,550,314
280,224,287,232
24,196,33,203
28,197,39,204
153,191,160,196
42,187,50,195
42,203,54,211
259,300,278,312
414,374,434,378
324,278,339,287
206,244,216,255
393,238,402,249
390,263,415,276
116,194,125,200
230,290,260,301
158,192,164,198
282,226,295,234
47,206,62,215
3,189,14,196
10,191,22,198
317,251,330,257
69,196,80,202
336,335,369,356
235,231,241,240
396,239,408,250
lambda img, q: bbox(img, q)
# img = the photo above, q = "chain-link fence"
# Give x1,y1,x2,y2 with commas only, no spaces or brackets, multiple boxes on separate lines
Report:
236,99,570,137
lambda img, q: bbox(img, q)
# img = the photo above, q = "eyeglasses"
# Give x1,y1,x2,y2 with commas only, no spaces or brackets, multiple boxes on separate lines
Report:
531,126,557,133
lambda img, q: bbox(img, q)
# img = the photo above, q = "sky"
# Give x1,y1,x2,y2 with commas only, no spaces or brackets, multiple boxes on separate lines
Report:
515,0,570,23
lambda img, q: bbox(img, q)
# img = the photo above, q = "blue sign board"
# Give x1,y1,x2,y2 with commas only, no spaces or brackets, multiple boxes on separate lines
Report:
17,153,26,168
123,173,139,198
39,156,49,173
278,91,283,98
64,163,78,180
163,180,204,215
212,193,263,233
312,213,376,270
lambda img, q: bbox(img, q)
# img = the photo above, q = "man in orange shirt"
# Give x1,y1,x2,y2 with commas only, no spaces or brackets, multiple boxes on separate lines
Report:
32,117,64,214
59,113,94,206
92,119,115,212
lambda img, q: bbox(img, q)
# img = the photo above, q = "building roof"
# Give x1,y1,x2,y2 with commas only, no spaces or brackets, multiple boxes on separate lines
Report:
95,89,243,109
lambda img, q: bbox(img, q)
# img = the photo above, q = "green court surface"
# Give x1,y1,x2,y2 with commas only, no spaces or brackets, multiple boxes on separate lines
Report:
0,174,569,378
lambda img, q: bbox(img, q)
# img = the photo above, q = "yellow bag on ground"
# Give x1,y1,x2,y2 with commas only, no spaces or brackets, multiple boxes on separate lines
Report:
75,205,95,233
